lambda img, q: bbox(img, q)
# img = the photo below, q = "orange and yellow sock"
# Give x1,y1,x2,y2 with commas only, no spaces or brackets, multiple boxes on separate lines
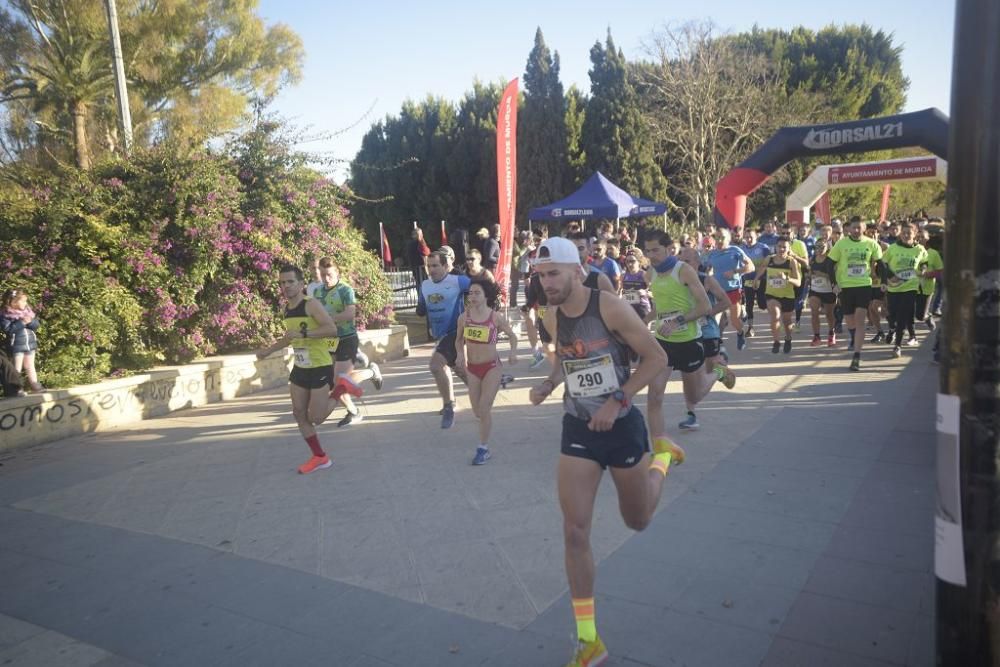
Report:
572,597,597,643
650,436,677,477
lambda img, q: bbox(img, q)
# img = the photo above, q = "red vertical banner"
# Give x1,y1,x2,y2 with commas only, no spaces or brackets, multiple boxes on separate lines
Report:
494,78,518,306
440,220,448,247
814,191,832,226
879,184,892,222
379,222,392,267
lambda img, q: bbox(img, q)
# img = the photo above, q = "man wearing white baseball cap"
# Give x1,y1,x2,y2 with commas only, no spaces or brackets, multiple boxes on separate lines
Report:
528,236,684,666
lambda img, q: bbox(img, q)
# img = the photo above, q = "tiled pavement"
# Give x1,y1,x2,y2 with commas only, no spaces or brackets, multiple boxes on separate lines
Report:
0,323,938,666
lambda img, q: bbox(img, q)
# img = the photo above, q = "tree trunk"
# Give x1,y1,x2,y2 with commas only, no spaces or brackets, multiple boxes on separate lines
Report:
71,99,91,170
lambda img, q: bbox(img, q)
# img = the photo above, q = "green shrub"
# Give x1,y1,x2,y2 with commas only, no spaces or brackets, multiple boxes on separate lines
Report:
0,119,392,388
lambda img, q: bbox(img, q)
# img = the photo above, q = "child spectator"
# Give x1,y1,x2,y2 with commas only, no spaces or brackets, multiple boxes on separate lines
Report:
1,289,44,392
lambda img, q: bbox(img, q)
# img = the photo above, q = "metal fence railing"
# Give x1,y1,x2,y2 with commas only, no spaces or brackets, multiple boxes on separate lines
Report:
384,269,420,311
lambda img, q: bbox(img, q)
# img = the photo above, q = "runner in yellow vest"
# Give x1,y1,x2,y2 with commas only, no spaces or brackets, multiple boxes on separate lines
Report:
643,230,712,433
754,237,802,354
883,222,928,357
255,264,341,475
828,216,884,371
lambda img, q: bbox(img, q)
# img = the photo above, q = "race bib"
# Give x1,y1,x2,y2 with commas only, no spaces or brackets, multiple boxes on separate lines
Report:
768,277,787,289
811,274,831,291
464,324,490,343
847,263,868,278
293,348,312,367
623,290,641,304
326,337,340,352
562,354,620,399
656,311,683,337
896,269,916,281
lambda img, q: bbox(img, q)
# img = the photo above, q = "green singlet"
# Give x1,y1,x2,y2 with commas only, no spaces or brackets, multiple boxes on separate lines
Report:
283,297,333,369
650,262,699,343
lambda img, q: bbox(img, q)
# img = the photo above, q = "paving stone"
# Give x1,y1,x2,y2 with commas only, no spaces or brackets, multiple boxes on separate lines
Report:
777,592,914,665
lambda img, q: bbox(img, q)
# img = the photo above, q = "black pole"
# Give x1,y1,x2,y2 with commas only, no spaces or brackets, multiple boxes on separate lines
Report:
936,0,1000,664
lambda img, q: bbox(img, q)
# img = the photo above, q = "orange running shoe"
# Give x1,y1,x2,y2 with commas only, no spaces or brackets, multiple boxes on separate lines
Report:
565,635,608,667
298,455,332,474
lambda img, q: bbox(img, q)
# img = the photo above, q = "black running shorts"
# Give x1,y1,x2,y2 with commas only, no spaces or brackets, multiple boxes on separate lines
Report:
701,337,722,359
435,331,458,367
839,286,872,313
768,296,796,313
333,333,360,363
289,365,334,390
658,338,705,373
560,408,649,469
810,291,837,305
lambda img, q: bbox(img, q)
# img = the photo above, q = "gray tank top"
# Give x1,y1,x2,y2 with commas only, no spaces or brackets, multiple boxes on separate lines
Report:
556,289,632,421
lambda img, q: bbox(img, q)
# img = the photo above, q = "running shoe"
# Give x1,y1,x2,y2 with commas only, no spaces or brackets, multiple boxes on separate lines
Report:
792,321,801,332
836,323,844,334
441,404,455,429
771,341,781,354
827,332,837,347
885,330,895,344
298,455,332,475
653,437,687,465
678,413,700,430
719,346,730,364
472,446,491,465
870,332,884,344
529,349,546,369
745,327,755,338
906,337,919,347
337,411,363,427
565,635,608,667
369,362,383,390
718,365,736,389
850,355,861,372
892,345,902,358
783,338,792,354
500,374,514,389
354,350,371,369
736,331,747,350
926,318,936,331
810,334,822,347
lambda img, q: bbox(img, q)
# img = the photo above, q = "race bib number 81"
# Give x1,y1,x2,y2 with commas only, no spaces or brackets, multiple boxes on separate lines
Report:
562,354,620,398
293,348,312,367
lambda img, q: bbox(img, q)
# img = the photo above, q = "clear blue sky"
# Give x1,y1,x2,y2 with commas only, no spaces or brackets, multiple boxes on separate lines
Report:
258,0,955,181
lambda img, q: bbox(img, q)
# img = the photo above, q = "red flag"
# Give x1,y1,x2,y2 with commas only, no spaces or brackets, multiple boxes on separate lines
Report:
879,184,892,222
440,220,448,247
815,191,832,226
494,78,518,306
380,222,392,267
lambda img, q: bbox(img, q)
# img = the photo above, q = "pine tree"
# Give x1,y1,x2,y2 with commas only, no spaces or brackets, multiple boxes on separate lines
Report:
519,28,568,219
580,31,667,203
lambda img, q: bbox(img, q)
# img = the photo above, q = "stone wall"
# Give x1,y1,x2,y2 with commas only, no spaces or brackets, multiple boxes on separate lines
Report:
0,325,408,451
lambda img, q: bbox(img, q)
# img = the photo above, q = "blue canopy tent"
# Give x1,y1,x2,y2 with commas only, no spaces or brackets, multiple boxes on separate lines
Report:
527,171,667,221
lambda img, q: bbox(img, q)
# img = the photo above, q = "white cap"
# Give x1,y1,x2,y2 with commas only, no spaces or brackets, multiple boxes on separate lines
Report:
532,237,581,266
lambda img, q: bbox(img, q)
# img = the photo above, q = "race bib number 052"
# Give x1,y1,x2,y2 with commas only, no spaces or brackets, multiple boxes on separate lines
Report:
464,324,490,343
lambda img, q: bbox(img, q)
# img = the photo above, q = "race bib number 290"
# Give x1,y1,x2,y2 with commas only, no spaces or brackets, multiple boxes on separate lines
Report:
562,354,620,398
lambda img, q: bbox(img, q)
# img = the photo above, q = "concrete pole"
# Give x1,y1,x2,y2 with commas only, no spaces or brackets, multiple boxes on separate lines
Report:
104,0,133,154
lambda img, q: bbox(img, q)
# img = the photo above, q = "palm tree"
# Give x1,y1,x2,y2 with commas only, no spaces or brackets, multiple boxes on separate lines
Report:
1,1,112,169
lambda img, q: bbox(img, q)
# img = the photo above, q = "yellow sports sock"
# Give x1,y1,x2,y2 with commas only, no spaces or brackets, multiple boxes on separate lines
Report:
650,436,675,477
572,597,597,643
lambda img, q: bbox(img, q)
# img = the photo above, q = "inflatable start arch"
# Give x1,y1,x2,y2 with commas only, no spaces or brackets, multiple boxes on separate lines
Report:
713,108,949,231
785,155,947,225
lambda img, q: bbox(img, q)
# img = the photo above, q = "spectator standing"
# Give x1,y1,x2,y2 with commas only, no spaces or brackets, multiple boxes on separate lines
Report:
1,289,44,392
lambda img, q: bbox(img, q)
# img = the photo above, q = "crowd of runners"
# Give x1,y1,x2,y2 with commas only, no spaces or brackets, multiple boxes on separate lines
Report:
257,213,944,667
